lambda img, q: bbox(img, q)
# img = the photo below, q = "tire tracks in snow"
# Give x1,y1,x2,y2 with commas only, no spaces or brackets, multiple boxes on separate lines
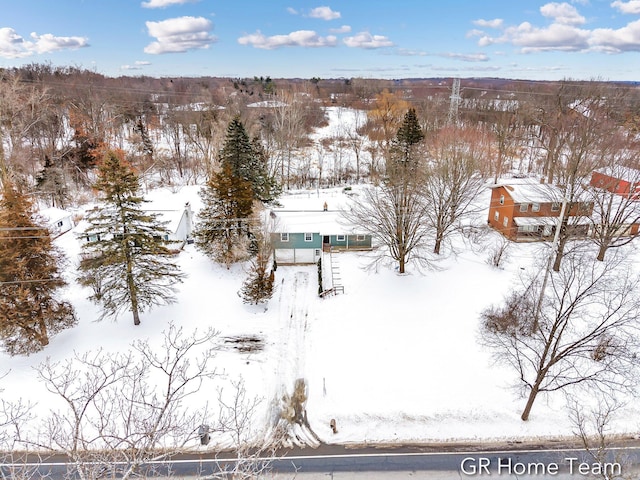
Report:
270,270,311,428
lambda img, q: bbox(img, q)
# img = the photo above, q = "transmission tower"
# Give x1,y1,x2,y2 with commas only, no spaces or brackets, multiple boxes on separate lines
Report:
448,77,461,125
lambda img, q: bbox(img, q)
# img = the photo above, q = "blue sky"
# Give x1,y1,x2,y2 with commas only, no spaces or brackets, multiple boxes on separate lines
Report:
1,0,640,80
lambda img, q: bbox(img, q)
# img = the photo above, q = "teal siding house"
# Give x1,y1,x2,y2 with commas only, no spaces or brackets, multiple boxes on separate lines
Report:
271,232,323,264
270,210,373,265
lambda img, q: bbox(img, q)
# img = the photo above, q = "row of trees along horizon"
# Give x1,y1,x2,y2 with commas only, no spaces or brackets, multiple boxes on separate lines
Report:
3,64,640,424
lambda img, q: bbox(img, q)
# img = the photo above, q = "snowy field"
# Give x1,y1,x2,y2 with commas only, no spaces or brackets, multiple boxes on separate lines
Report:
2,183,640,448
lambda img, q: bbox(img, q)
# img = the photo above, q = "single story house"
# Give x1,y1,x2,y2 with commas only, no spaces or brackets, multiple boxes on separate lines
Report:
40,207,74,237
146,202,194,244
269,210,372,264
77,202,194,247
488,180,593,241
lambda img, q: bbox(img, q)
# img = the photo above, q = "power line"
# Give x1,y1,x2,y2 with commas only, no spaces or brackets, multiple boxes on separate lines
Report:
0,278,64,285
0,235,54,240
0,226,49,231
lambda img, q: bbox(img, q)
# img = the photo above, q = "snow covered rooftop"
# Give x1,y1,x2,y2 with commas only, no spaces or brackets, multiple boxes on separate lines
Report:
269,209,359,235
593,165,640,183
504,183,564,203
39,206,72,224
490,179,564,203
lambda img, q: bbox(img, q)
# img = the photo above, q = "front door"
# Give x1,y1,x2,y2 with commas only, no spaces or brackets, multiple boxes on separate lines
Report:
323,235,330,252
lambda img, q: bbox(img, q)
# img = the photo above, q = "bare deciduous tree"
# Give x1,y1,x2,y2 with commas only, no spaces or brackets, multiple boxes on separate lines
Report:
342,180,432,274
423,126,488,255
26,325,219,480
567,395,632,479
481,250,640,421
587,160,640,262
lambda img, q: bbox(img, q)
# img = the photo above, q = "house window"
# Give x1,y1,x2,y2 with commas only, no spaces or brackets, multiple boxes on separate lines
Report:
551,202,560,212
280,233,289,242
519,204,528,212
532,203,540,212
518,225,538,233
57,220,64,227
494,211,500,221
356,235,365,241
315,249,321,256
503,216,509,227
304,233,313,242
499,194,505,205
337,234,346,242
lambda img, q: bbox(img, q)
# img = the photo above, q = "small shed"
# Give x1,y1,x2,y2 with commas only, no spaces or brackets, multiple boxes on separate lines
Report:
40,207,74,237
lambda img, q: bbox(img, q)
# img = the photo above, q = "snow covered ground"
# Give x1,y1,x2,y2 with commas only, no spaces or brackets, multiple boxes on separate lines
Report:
3,184,639,448
2,106,640,451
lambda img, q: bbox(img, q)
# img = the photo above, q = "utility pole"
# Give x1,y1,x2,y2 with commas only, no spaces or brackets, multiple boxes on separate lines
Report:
448,78,461,125
532,195,568,329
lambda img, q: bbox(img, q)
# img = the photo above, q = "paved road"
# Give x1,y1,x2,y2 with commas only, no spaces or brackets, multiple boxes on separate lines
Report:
4,443,640,479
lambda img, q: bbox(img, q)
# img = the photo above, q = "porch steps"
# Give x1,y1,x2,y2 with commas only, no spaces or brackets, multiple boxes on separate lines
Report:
321,246,344,297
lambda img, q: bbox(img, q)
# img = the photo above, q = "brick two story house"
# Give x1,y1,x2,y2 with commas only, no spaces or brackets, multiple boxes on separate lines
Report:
488,180,593,241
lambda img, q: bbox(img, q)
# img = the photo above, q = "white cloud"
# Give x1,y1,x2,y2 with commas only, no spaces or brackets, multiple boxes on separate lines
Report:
287,7,298,15
611,0,640,14
141,0,198,8
489,22,591,51
29,33,89,54
122,60,152,69
590,18,640,51
329,25,351,34
473,18,504,29
466,29,485,38
121,61,152,70
0,27,88,59
442,52,489,62
0,28,27,58
395,48,488,62
308,6,341,20
540,2,586,25
237,30,337,49
343,31,394,49
144,16,215,54
395,48,427,56
475,5,640,54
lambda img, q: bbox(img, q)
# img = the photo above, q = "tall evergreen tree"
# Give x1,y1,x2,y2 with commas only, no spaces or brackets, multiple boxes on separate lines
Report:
220,117,279,203
79,151,184,326
194,162,254,267
389,107,425,174
0,181,76,355
343,108,430,274
35,156,69,208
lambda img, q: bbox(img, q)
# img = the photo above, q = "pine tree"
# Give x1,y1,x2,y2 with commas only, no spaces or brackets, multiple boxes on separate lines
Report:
195,162,254,267
0,181,76,355
79,151,184,326
240,225,274,304
389,107,424,173
36,156,69,209
220,117,279,203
